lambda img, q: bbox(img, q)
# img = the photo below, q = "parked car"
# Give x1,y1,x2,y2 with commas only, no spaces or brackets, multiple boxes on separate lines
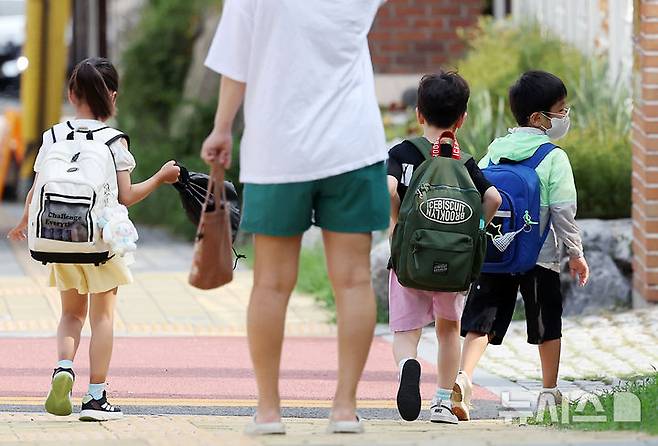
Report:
0,0,26,96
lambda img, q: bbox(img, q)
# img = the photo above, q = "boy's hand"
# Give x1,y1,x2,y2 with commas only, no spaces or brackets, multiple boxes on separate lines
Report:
569,256,589,287
7,221,27,241
158,160,181,185
201,128,232,169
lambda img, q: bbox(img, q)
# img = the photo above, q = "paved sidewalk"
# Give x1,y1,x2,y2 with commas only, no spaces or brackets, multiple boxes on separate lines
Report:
0,204,334,337
411,306,658,411
3,202,657,444
1,413,656,446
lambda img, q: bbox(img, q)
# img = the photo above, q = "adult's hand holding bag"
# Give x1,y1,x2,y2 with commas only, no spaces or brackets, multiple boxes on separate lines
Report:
189,163,233,289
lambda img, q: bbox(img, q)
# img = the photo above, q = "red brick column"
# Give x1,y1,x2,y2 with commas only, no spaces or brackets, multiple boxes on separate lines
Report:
632,0,658,303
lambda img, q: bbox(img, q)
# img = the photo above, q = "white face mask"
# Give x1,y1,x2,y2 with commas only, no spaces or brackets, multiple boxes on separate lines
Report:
541,110,570,140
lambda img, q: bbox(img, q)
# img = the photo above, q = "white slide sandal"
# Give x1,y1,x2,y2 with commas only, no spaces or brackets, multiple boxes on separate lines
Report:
326,415,365,434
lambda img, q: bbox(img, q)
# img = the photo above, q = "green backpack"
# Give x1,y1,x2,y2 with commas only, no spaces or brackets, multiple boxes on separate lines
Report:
390,136,487,292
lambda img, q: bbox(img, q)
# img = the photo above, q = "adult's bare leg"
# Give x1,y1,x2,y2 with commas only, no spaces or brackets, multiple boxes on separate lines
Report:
322,230,376,422
248,234,302,423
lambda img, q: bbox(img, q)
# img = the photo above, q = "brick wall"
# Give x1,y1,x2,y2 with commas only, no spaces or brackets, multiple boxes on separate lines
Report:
368,0,485,74
632,0,658,303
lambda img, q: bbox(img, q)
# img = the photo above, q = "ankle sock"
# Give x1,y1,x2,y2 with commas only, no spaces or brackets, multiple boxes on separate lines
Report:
434,388,452,406
88,383,105,400
542,386,558,394
398,357,416,372
57,360,73,370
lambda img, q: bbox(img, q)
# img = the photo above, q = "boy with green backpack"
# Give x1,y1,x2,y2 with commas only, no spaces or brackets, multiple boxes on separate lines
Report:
387,71,501,424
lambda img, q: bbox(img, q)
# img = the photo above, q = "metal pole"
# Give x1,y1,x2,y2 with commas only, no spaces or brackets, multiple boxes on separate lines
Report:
98,0,107,57
72,0,88,63
493,0,506,21
88,0,99,57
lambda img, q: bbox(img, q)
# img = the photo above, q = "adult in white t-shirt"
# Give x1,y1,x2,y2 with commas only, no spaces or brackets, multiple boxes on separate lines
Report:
201,0,389,435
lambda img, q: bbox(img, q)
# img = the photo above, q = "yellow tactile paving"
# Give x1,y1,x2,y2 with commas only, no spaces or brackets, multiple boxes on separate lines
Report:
0,269,334,336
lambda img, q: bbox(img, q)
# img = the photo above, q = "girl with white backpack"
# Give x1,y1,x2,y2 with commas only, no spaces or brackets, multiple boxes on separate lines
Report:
6,57,180,421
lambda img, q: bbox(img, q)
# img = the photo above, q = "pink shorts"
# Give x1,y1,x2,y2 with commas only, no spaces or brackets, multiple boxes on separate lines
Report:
388,269,466,332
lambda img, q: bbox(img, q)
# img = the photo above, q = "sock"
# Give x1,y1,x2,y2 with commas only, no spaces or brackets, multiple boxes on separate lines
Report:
57,360,73,370
434,388,452,406
542,386,558,394
398,357,415,372
88,383,105,400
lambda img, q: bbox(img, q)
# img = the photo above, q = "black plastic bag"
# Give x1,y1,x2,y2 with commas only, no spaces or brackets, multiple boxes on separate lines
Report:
172,163,241,242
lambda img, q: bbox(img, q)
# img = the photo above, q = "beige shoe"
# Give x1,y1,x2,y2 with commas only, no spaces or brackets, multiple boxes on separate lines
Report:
451,371,473,421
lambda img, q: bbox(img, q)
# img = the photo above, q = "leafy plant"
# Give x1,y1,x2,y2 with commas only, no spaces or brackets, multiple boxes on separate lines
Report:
532,373,657,435
436,18,631,218
116,0,241,238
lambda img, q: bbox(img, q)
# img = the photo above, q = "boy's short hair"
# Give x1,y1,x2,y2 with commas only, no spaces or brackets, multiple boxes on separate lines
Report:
417,71,470,129
509,71,567,126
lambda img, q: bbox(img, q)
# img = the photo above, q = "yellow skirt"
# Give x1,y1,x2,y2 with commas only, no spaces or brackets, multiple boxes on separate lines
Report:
48,255,133,294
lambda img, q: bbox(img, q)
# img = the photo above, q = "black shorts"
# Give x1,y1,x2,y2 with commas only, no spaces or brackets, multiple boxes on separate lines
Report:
460,266,563,345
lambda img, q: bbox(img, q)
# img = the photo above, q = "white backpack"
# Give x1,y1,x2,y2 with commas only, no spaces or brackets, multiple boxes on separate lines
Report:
28,124,129,265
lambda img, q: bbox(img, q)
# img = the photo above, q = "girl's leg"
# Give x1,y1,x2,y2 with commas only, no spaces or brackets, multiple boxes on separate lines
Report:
88,288,118,384
392,329,422,364
47,289,87,416
435,318,461,390
57,289,89,362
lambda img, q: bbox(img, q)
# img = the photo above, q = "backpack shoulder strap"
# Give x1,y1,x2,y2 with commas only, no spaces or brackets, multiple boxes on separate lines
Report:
407,137,432,161
105,132,130,149
519,142,557,170
94,127,130,150
458,152,473,165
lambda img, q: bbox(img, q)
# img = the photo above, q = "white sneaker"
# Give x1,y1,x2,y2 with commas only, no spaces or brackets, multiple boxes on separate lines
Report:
429,401,458,424
451,371,472,421
537,388,564,407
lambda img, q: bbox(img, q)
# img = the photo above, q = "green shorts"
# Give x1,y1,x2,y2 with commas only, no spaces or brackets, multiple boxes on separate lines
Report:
241,162,390,236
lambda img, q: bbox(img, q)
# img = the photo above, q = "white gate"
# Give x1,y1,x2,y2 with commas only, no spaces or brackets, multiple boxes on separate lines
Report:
511,0,633,85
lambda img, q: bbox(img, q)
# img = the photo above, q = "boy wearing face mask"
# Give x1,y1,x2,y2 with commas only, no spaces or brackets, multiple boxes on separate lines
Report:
452,71,589,421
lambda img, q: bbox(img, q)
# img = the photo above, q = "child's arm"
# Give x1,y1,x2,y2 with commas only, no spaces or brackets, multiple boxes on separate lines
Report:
467,159,501,224
481,186,502,224
387,175,400,237
547,149,588,286
117,160,180,207
6,180,36,241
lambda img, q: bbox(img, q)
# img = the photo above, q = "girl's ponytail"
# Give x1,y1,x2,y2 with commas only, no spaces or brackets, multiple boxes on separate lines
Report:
68,57,119,120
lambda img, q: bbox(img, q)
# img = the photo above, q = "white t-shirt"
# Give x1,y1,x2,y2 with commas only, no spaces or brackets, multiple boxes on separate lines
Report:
34,119,136,173
205,0,388,184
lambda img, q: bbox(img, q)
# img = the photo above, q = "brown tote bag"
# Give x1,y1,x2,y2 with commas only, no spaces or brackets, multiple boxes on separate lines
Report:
188,164,233,289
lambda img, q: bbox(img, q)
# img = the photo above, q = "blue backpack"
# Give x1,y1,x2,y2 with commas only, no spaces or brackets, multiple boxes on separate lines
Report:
481,143,556,274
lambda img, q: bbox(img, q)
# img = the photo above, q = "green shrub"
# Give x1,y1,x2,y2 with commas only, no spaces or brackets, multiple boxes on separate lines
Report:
454,18,632,219
118,0,207,142
456,18,585,104
117,0,241,237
